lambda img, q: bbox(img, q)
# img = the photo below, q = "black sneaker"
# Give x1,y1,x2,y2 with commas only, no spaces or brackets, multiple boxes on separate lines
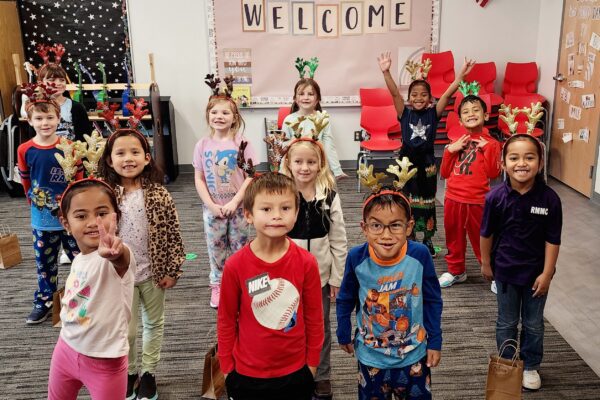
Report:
137,372,158,400
314,380,333,399
423,238,436,258
26,305,51,325
126,373,139,400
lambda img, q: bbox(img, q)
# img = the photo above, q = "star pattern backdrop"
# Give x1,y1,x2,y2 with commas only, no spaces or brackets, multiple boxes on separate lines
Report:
18,0,132,86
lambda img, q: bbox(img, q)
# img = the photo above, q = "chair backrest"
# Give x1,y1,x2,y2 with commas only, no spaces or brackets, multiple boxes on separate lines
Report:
277,106,292,129
360,88,394,107
502,94,544,123
446,111,460,131
421,50,455,86
360,105,398,139
502,62,539,96
465,62,497,94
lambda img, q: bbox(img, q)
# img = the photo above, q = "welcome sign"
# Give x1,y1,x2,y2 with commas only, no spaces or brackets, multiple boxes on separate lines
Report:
241,0,412,36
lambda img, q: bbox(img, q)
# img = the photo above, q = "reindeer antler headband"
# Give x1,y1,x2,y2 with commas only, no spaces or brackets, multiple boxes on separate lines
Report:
458,81,481,97
358,157,418,218
405,58,432,81
295,57,319,79
279,111,329,166
98,98,151,148
54,131,107,182
205,74,234,99
36,43,66,66
23,82,59,112
237,140,257,178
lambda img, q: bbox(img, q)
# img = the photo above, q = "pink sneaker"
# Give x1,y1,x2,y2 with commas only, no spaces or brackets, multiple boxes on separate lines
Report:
210,284,220,309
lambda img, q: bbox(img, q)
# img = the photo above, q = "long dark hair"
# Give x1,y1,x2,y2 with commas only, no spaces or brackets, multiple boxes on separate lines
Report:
98,129,164,187
290,78,323,113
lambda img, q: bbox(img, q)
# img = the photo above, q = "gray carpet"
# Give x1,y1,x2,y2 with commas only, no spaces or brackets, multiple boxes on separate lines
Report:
0,172,599,399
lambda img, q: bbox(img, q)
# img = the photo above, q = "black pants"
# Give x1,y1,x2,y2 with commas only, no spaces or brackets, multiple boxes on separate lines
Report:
226,365,315,400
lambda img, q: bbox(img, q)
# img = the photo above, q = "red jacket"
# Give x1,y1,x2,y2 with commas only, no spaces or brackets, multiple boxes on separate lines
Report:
440,130,501,205
217,240,324,378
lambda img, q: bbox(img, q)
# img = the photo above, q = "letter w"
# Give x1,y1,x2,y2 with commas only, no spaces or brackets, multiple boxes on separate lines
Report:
244,3,263,26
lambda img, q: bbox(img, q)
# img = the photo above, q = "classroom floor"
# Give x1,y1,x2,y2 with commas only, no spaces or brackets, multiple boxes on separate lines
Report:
0,172,599,399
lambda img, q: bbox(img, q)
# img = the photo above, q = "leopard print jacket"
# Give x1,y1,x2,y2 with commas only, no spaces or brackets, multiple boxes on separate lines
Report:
115,182,185,284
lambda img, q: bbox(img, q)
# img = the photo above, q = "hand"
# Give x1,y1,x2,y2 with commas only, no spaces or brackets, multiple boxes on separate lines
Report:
447,134,471,154
339,343,355,355
458,57,476,79
532,272,552,297
481,262,494,282
97,213,124,261
329,285,340,301
308,365,317,377
224,373,228,380
426,349,441,367
377,51,392,73
221,200,238,218
207,203,223,218
473,136,489,150
158,276,177,289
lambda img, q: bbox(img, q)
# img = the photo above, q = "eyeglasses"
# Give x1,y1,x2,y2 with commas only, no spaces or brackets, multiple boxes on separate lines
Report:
365,222,407,234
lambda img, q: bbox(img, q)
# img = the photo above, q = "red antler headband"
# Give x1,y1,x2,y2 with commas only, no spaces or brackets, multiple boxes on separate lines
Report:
36,43,66,65
125,98,149,129
23,82,59,112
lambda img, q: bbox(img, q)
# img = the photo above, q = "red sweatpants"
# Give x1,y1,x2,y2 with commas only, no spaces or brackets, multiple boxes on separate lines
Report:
444,198,483,275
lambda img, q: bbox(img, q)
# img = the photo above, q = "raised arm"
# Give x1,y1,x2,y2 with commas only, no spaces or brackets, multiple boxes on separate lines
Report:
436,57,476,117
378,51,405,117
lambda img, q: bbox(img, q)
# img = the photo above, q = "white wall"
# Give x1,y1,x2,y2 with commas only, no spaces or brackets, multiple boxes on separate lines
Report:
127,0,565,167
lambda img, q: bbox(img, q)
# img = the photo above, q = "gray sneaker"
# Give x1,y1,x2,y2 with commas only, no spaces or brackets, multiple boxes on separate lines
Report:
438,272,467,288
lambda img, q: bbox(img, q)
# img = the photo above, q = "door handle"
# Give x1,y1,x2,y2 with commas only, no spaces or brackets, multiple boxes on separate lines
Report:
553,73,565,82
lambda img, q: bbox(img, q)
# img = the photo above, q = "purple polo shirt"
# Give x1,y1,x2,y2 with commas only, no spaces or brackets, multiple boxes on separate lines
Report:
480,179,562,286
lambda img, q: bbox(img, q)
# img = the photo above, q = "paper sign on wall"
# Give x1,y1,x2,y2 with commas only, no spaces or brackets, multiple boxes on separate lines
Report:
568,53,575,75
566,32,575,48
569,105,582,120
557,118,565,129
585,52,596,81
569,80,585,88
562,132,573,143
560,87,571,103
582,94,595,108
590,32,600,51
579,128,590,143
579,43,587,55
593,7,600,20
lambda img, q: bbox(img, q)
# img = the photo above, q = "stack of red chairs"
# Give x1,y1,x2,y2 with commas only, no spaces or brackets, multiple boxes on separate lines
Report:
502,62,546,104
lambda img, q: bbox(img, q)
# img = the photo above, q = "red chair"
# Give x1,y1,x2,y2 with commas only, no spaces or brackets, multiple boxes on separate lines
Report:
357,105,401,191
502,62,546,103
498,94,545,139
277,106,292,129
421,50,455,98
359,88,401,138
464,62,504,107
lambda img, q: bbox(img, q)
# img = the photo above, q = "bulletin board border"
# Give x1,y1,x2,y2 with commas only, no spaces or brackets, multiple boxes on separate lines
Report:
207,0,441,106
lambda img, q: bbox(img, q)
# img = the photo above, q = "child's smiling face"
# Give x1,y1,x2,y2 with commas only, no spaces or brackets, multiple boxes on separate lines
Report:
362,202,413,262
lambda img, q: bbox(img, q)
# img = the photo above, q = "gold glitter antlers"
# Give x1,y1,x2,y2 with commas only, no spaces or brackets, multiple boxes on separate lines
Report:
405,58,432,81
358,157,418,193
54,131,106,181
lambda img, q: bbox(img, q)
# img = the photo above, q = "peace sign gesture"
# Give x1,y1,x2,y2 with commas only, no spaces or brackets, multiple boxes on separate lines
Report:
97,213,124,260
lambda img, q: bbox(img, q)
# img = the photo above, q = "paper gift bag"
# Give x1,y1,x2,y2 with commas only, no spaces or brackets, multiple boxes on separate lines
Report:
201,344,225,399
0,231,22,269
52,287,64,328
485,339,524,400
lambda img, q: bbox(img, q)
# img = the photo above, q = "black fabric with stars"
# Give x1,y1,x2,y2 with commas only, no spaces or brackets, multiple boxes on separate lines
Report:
18,0,132,85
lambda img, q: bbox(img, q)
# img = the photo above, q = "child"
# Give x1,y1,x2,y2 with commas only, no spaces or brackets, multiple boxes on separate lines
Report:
281,138,347,399
378,52,475,256
48,179,135,400
480,134,562,390
336,179,443,399
281,78,346,179
17,85,81,324
217,172,324,400
438,94,502,288
98,126,185,400
193,91,256,308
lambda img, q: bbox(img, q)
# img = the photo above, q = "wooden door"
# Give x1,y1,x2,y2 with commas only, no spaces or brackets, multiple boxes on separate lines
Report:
549,0,600,197
0,1,25,118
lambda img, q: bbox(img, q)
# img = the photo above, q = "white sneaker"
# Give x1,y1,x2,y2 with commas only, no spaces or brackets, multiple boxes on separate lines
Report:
522,370,541,390
59,250,71,265
491,281,497,294
438,272,467,288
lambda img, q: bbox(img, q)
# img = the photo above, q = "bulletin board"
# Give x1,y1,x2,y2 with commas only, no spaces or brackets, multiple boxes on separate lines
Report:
207,0,441,105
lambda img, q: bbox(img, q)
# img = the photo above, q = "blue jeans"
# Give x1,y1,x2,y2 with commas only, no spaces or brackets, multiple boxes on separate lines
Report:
358,357,432,400
496,281,547,370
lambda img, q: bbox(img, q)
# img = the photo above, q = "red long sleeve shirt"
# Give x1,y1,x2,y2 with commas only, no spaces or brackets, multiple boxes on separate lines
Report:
217,240,324,378
440,130,501,205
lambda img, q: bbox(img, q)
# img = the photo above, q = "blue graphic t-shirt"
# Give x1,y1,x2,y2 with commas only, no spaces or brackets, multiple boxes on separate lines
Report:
336,242,443,369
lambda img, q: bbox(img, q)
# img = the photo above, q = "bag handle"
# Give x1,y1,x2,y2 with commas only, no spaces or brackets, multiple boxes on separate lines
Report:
497,339,520,366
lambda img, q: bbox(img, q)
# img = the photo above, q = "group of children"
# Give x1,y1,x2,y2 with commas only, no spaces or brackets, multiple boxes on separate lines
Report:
15,51,561,400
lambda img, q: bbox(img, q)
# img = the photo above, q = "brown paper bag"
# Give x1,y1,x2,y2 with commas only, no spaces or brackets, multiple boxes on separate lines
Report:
0,231,22,269
201,344,225,399
52,287,64,328
485,339,524,400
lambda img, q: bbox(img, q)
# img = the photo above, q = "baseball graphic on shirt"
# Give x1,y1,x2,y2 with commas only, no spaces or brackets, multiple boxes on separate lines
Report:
251,278,300,331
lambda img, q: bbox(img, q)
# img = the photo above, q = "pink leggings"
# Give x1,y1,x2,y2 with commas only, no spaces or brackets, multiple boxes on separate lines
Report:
48,337,127,400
